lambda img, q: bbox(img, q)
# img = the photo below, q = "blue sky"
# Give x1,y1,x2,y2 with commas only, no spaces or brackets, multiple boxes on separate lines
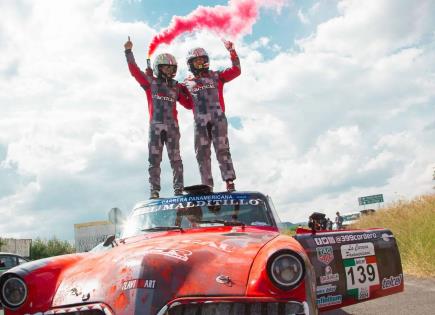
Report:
0,0,434,241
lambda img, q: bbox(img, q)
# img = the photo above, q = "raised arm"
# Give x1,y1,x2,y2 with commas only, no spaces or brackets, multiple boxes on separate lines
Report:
219,40,241,83
124,37,152,88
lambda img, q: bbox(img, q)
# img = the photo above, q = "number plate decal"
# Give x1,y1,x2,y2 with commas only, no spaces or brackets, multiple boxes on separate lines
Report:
343,255,380,299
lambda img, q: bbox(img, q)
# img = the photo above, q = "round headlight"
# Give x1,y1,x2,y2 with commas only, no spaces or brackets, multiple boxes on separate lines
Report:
267,250,305,290
1,276,27,308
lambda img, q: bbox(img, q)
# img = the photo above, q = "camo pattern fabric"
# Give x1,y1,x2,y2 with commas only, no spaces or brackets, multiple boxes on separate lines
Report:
194,112,235,187
148,80,179,124
146,80,183,192
148,123,183,192
184,71,236,187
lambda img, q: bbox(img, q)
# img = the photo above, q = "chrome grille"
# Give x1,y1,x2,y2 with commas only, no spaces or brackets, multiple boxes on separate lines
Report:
167,301,305,315
44,304,112,315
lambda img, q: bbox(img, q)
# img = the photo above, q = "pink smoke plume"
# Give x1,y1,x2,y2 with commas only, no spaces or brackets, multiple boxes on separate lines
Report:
147,0,286,57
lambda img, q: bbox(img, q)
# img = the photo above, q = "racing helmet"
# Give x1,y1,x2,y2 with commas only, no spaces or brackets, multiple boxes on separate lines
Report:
153,53,177,79
186,47,209,73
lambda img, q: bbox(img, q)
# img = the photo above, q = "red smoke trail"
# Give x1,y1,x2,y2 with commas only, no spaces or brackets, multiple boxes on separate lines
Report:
147,0,285,57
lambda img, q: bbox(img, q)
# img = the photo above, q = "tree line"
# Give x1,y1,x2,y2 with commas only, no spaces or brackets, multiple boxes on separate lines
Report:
0,237,75,260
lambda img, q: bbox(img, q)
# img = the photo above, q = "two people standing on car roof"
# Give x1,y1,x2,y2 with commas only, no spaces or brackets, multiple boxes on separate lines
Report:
124,38,241,198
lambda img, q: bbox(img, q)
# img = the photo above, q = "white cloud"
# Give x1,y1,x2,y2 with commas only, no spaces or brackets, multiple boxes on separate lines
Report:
298,0,435,61
0,0,434,240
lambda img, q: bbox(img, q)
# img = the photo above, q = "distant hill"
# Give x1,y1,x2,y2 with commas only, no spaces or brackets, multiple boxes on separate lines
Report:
279,221,306,230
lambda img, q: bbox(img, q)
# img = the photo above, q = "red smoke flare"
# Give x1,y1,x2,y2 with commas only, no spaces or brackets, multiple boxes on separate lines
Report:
147,0,285,57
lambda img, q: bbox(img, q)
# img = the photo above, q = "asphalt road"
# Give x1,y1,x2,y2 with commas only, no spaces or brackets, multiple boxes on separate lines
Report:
320,275,435,315
0,275,433,315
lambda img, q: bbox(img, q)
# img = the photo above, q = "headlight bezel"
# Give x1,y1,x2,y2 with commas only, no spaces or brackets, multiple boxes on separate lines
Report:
266,250,306,291
0,274,28,309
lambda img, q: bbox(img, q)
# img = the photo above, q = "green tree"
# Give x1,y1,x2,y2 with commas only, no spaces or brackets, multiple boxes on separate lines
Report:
30,237,75,260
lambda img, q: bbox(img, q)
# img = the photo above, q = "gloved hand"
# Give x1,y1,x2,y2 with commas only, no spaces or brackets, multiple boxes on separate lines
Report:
124,36,133,50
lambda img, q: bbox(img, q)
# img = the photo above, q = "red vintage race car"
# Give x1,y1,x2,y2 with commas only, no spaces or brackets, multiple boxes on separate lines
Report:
0,188,403,314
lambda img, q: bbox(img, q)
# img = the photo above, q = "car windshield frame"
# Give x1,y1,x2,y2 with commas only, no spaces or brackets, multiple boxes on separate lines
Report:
121,192,277,238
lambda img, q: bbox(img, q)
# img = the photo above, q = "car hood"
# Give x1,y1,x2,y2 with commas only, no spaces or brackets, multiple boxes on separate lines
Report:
52,228,279,314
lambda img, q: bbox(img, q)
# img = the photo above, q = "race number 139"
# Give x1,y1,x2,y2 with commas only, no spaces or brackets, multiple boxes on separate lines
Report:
344,256,379,289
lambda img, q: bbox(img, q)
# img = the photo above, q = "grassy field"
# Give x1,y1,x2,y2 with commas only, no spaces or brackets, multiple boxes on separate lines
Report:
352,193,435,277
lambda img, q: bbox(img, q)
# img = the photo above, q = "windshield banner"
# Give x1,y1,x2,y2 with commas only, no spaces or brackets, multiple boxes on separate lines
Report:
134,194,262,215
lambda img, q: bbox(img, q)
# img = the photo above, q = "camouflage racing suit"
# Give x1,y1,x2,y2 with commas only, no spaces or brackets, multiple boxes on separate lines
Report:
183,49,241,188
125,49,190,194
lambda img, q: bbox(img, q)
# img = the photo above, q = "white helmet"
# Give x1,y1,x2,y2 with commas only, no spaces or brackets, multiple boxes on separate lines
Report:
153,53,177,78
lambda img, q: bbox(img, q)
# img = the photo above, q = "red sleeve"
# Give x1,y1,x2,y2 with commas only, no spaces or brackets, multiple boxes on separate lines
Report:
219,49,241,83
177,83,193,110
125,50,152,89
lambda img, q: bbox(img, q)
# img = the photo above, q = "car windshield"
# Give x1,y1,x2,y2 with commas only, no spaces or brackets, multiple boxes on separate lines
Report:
122,193,273,238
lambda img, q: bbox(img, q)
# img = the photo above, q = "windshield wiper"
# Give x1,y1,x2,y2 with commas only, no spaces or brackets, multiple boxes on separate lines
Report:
141,226,184,232
196,220,246,227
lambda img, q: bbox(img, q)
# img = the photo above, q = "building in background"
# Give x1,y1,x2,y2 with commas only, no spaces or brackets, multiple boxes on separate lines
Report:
74,208,125,252
0,238,32,258
74,221,115,252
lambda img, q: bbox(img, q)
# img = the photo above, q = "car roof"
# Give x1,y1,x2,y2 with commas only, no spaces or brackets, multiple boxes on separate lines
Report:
0,252,25,257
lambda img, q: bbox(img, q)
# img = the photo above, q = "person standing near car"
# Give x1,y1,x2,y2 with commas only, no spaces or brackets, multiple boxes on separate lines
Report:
326,218,333,230
124,37,190,199
335,211,344,229
182,40,241,192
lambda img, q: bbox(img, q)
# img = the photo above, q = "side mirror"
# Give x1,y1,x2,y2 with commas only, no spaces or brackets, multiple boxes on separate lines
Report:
103,235,116,248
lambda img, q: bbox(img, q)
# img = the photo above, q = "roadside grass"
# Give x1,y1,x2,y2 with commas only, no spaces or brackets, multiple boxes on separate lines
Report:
352,193,435,277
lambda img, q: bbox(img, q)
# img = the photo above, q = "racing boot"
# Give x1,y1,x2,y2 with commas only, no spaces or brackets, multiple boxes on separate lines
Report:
226,180,235,192
174,188,183,196
150,190,159,199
